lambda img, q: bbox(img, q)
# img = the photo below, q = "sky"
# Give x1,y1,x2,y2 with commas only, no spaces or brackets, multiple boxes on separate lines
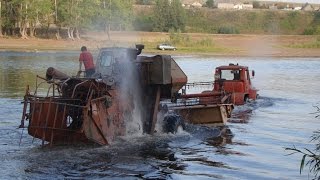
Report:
259,0,320,4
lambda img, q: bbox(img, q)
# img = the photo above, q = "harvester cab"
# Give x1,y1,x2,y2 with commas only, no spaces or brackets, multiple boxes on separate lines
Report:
214,63,258,105
94,44,189,135
95,46,142,86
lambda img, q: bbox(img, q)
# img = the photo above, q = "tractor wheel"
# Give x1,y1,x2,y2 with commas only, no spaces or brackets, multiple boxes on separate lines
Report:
163,114,185,134
244,95,249,103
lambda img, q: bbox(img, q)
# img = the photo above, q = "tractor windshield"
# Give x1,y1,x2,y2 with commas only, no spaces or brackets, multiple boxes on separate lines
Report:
100,52,113,67
220,69,240,80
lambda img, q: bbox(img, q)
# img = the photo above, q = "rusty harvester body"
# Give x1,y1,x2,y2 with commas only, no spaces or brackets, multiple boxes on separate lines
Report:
19,45,233,146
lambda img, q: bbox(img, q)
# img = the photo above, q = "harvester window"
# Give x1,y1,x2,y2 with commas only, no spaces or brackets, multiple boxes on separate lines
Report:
100,53,113,67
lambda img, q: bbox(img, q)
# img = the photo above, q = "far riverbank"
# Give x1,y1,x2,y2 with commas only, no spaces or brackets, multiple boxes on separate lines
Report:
0,31,319,57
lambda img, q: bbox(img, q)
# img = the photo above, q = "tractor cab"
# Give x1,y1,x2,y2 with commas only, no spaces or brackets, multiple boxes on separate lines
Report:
214,63,258,105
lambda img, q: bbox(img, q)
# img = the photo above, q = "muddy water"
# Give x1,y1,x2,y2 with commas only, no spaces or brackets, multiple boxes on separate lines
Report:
0,51,319,179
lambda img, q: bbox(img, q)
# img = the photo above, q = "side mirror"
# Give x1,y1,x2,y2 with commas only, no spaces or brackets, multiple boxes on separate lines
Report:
252,70,255,77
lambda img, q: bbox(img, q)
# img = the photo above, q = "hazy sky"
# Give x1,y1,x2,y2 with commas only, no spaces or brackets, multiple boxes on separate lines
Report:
260,0,320,4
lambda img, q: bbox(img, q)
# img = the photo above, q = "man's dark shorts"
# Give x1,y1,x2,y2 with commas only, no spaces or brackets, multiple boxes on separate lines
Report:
85,69,95,77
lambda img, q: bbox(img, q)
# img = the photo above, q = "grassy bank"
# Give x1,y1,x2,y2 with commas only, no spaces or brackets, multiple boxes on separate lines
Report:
140,32,231,54
185,9,319,35
287,36,320,48
1,32,320,57
134,7,320,35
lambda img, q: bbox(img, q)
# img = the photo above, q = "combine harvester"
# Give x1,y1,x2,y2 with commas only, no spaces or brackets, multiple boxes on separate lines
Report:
19,45,233,146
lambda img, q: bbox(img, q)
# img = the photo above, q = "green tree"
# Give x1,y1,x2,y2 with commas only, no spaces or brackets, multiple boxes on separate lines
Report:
4,0,29,38
57,0,100,40
0,0,54,38
170,0,186,31
152,0,185,32
27,0,53,38
252,1,260,9
0,1,2,37
93,0,133,39
152,0,169,32
1,1,14,36
110,0,134,31
206,0,214,8
135,0,155,5
15,0,31,39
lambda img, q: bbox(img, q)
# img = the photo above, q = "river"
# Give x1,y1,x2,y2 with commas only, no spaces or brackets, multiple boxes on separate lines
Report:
0,51,319,179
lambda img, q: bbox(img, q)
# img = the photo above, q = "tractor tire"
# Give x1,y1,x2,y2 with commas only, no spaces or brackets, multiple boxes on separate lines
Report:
244,95,249,103
163,114,185,134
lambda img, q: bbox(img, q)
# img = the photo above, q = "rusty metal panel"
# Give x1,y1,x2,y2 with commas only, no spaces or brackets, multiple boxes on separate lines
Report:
231,93,245,105
83,102,110,145
171,58,187,95
172,105,228,125
83,92,127,145
27,98,87,145
149,55,171,85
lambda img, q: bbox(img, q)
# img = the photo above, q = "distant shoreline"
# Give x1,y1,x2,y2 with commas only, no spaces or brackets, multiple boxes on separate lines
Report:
0,32,319,57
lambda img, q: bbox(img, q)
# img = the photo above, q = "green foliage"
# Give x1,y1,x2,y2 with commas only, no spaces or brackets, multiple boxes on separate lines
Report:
205,0,214,8
152,0,186,32
195,37,214,47
279,11,299,33
1,1,320,38
152,0,169,32
252,1,260,9
133,15,153,31
1,1,20,33
169,29,190,45
218,26,239,34
286,107,320,179
288,40,320,48
135,0,155,5
185,9,217,33
169,29,214,49
303,28,316,35
303,25,320,35
302,12,320,35
109,0,134,30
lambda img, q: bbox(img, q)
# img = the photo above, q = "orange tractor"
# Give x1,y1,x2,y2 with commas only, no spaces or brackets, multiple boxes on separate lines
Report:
213,63,258,105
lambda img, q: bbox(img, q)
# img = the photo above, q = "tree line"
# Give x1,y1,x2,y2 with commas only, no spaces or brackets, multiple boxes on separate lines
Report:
0,0,186,39
1,0,319,39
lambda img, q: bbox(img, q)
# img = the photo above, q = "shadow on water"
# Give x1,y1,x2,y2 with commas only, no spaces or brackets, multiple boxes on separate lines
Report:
20,134,188,179
19,124,237,179
228,96,276,124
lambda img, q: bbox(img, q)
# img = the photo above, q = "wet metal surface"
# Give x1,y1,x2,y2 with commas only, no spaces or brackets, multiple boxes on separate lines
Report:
0,52,320,179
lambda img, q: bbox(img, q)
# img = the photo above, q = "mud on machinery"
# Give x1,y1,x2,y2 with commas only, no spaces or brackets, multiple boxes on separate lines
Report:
19,45,233,146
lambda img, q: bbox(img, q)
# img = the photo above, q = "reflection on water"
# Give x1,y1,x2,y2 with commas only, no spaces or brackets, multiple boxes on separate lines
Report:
1,52,320,179
0,51,79,98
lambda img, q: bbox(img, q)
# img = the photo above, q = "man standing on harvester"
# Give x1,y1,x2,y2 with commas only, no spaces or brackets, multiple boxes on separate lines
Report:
78,46,95,77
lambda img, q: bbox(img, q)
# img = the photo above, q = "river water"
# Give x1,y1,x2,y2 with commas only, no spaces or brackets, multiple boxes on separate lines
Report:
0,51,319,179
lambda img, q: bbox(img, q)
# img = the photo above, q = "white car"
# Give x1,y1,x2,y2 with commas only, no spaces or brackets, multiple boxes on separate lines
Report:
157,43,177,51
